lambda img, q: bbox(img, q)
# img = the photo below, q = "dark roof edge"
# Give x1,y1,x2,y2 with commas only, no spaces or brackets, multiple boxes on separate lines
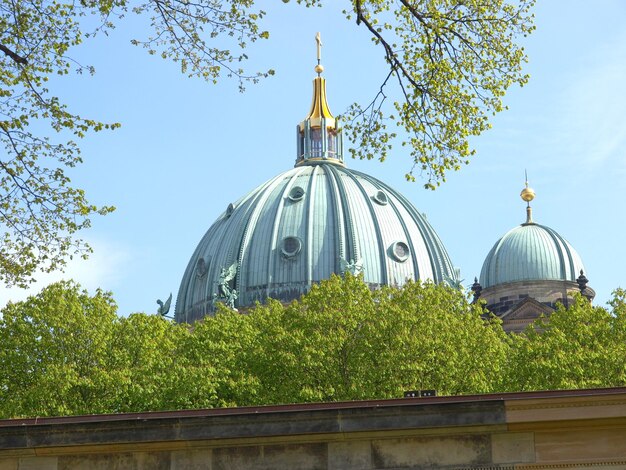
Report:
2,386,625,428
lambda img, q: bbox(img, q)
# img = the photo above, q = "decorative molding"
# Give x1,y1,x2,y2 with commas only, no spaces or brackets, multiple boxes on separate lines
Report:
507,398,626,413
516,460,626,469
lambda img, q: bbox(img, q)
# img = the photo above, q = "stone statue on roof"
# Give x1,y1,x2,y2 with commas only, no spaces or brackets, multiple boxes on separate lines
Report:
215,262,238,310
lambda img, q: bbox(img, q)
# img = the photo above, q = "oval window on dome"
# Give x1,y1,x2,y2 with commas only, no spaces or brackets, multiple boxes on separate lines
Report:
281,236,302,258
288,186,305,202
390,241,410,262
373,190,388,206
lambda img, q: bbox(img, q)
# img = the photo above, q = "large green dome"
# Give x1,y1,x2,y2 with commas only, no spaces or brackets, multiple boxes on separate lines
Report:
175,162,457,323
174,64,457,322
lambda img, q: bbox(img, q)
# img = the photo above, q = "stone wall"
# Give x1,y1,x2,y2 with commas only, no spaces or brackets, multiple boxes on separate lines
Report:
481,279,579,316
2,388,626,470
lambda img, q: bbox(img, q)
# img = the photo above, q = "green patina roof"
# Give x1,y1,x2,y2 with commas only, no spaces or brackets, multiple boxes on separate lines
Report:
479,222,585,289
175,162,457,322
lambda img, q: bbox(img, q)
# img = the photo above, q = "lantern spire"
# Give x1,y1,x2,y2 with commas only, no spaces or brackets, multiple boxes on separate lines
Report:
520,171,536,225
295,33,343,167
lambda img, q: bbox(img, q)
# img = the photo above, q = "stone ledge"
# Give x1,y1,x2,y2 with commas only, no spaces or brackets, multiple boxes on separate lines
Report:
0,401,505,451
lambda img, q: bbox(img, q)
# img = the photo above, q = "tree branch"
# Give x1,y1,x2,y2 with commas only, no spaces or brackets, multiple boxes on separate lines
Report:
353,0,425,95
0,43,27,65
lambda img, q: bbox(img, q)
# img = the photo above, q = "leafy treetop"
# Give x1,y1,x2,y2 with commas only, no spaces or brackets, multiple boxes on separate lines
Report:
1,275,625,419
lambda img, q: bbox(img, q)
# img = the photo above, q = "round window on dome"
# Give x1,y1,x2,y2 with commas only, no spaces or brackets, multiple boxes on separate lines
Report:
373,190,388,205
390,241,410,262
281,236,302,258
288,186,305,202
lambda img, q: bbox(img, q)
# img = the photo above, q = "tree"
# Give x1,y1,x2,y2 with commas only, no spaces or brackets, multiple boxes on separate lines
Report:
176,306,261,408
4,278,626,419
0,280,265,417
335,0,536,188
501,293,626,392
0,281,119,417
0,0,116,287
0,276,509,417
106,313,196,413
0,0,270,287
0,0,534,285
0,281,231,417
244,274,508,403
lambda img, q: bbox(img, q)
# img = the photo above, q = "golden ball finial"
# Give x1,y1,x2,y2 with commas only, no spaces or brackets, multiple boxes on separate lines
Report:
315,64,324,74
520,186,535,202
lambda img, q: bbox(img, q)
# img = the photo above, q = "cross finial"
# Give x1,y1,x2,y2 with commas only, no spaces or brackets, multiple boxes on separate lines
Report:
315,32,322,62
314,32,324,75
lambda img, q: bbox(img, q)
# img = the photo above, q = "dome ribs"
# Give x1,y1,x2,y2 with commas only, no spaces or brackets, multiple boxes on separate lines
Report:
339,167,389,286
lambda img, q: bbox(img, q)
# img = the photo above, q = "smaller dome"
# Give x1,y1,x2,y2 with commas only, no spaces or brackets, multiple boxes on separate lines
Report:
479,223,585,289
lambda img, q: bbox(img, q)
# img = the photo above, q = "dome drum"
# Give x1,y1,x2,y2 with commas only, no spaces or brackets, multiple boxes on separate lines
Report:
479,279,583,316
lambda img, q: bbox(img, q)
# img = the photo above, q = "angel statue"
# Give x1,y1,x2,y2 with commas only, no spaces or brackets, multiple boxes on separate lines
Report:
156,293,173,318
216,262,238,310
443,268,464,290
340,257,364,276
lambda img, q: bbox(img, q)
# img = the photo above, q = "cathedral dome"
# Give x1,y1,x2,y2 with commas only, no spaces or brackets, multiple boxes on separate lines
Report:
479,222,585,289
475,180,594,333
174,163,457,322
174,37,457,323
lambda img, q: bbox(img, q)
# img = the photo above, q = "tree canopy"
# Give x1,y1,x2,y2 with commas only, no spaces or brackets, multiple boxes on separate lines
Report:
0,0,534,286
2,275,625,419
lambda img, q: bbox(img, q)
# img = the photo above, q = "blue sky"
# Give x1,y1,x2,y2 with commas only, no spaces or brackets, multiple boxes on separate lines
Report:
1,1,625,314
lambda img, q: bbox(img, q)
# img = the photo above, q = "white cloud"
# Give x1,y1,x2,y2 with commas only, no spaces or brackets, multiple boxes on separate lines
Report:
0,238,130,308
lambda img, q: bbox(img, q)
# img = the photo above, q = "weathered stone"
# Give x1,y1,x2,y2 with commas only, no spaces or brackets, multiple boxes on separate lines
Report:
338,401,505,433
371,435,491,468
328,441,371,470
535,428,626,462
2,390,626,470
18,457,57,470
491,432,534,463
0,459,17,470
0,402,505,452
171,449,212,470
213,443,326,470
58,453,136,470
134,452,169,470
